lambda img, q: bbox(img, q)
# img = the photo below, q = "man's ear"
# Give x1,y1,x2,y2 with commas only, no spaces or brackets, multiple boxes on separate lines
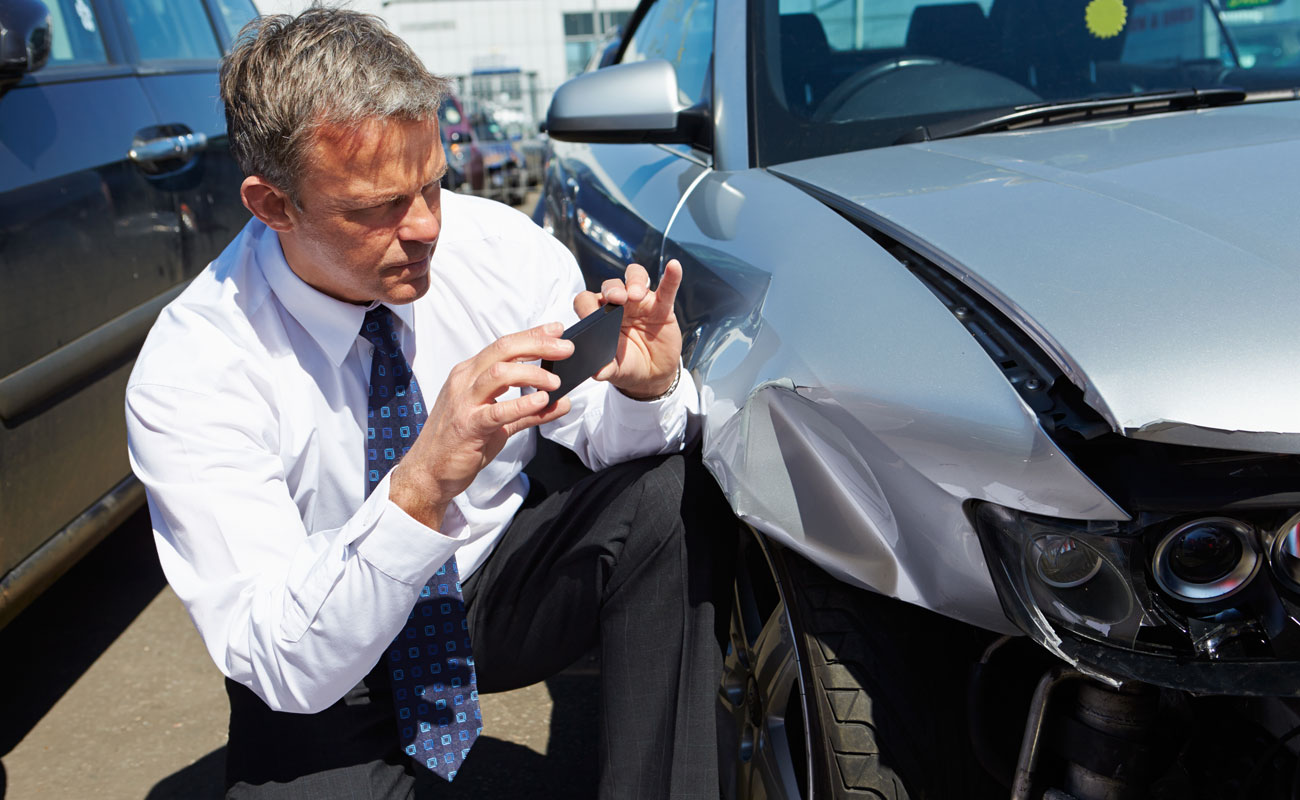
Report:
241,175,297,232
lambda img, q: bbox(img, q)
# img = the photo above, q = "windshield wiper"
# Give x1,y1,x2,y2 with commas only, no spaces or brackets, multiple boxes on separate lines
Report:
897,87,1247,144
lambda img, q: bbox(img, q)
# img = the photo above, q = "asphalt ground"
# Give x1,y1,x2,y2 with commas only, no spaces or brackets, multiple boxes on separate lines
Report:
0,189,612,800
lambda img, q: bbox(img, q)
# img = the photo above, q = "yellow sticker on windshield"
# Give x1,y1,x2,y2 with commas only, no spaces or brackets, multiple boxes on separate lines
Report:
1085,0,1127,39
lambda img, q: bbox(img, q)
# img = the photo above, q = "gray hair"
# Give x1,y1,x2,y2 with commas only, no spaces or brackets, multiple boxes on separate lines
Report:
220,6,450,204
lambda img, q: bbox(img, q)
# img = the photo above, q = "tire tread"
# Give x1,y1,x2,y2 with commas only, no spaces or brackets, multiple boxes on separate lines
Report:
779,549,994,800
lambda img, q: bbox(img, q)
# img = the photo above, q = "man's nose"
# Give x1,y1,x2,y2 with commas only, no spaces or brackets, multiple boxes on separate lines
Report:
399,193,440,243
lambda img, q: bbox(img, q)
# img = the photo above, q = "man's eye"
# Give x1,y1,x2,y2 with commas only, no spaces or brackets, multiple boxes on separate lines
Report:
362,198,403,212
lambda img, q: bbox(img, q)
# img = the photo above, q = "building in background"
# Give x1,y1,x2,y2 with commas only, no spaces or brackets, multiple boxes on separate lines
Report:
254,0,633,130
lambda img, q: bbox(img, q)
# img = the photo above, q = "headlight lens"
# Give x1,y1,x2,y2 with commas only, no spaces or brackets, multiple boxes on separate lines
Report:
1152,518,1258,603
1032,534,1102,588
1269,512,1300,589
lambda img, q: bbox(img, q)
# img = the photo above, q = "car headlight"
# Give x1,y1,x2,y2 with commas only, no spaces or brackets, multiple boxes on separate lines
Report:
575,208,633,263
1152,517,1259,604
1269,511,1300,590
976,506,1146,646
972,501,1300,693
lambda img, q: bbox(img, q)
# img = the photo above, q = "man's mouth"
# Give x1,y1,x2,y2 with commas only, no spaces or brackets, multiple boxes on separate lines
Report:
390,254,432,275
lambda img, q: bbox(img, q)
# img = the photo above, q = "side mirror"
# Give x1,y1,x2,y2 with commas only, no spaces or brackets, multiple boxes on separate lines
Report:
0,0,51,96
546,59,708,147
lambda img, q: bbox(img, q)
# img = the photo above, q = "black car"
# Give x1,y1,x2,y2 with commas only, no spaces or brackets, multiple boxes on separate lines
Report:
0,0,255,628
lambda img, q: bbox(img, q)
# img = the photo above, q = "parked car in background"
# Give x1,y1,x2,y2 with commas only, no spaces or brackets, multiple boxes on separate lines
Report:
491,108,547,188
467,103,526,204
0,0,255,629
438,92,481,193
544,0,1300,797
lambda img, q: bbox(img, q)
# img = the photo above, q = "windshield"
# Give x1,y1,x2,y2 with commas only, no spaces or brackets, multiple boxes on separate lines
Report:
752,0,1300,165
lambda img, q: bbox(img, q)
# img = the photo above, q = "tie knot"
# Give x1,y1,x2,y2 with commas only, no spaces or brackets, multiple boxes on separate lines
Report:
362,305,398,349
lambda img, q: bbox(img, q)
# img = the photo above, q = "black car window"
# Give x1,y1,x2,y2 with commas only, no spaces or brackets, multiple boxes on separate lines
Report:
620,0,715,105
44,0,108,66
210,0,260,42
121,0,222,61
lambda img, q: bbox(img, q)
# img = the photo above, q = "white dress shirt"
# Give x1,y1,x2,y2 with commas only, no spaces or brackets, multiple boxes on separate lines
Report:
126,192,697,713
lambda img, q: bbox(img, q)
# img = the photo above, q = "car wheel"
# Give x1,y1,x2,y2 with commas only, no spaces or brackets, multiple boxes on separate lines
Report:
718,530,999,800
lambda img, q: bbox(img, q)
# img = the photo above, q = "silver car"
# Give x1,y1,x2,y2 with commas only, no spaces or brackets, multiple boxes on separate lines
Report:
542,0,1300,798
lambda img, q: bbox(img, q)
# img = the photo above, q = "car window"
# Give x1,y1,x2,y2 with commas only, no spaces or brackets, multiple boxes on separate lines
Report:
44,0,108,66
620,0,715,105
121,0,222,61
210,0,260,42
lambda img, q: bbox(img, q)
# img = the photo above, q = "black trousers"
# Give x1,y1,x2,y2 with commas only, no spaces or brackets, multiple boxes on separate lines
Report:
224,452,734,799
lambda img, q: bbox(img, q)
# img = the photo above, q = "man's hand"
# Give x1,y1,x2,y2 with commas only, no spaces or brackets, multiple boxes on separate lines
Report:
575,259,684,400
389,323,574,529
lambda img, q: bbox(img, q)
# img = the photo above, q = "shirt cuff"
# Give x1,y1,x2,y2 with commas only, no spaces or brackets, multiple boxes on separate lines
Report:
605,360,697,431
353,471,468,586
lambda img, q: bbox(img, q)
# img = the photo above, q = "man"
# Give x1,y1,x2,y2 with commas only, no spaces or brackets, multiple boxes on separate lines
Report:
126,8,729,798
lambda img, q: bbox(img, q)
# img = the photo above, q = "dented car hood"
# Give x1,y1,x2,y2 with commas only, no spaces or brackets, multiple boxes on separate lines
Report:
771,100,1300,453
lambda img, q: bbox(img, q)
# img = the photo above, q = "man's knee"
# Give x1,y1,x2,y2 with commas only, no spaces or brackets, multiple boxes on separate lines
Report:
631,452,687,516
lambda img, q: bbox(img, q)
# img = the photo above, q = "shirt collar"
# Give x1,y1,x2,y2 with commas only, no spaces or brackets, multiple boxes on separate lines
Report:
254,221,417,367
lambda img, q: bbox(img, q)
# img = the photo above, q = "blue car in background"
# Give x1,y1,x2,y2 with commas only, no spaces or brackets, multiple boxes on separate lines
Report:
0,0,256,628
468,104,526,204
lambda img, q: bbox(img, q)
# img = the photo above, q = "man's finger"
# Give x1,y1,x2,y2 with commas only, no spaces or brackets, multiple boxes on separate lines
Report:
472,362,560,401
650,259,683,318
623,263,650,302
476,390,554,433
600,277,628,306
574,290,602,318
501,396,572,436
479,323,572,368
592,358,618,382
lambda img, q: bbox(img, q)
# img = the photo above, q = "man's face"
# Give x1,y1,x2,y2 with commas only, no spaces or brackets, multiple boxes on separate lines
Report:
279,117,446,305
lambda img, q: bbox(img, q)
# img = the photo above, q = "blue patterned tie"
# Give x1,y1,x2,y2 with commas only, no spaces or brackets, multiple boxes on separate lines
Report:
361,305,481,782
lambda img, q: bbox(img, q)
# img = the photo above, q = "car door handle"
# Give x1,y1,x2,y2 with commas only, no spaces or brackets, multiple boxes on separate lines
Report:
128,131,208,165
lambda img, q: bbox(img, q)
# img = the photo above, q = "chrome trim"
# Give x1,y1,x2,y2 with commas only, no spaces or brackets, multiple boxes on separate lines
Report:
128,131,208,164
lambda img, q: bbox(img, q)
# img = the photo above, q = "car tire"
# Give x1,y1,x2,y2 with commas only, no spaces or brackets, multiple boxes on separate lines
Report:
719,530,999,800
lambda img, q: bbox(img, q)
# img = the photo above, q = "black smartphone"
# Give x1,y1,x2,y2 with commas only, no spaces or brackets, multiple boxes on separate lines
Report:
540,304,625,400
